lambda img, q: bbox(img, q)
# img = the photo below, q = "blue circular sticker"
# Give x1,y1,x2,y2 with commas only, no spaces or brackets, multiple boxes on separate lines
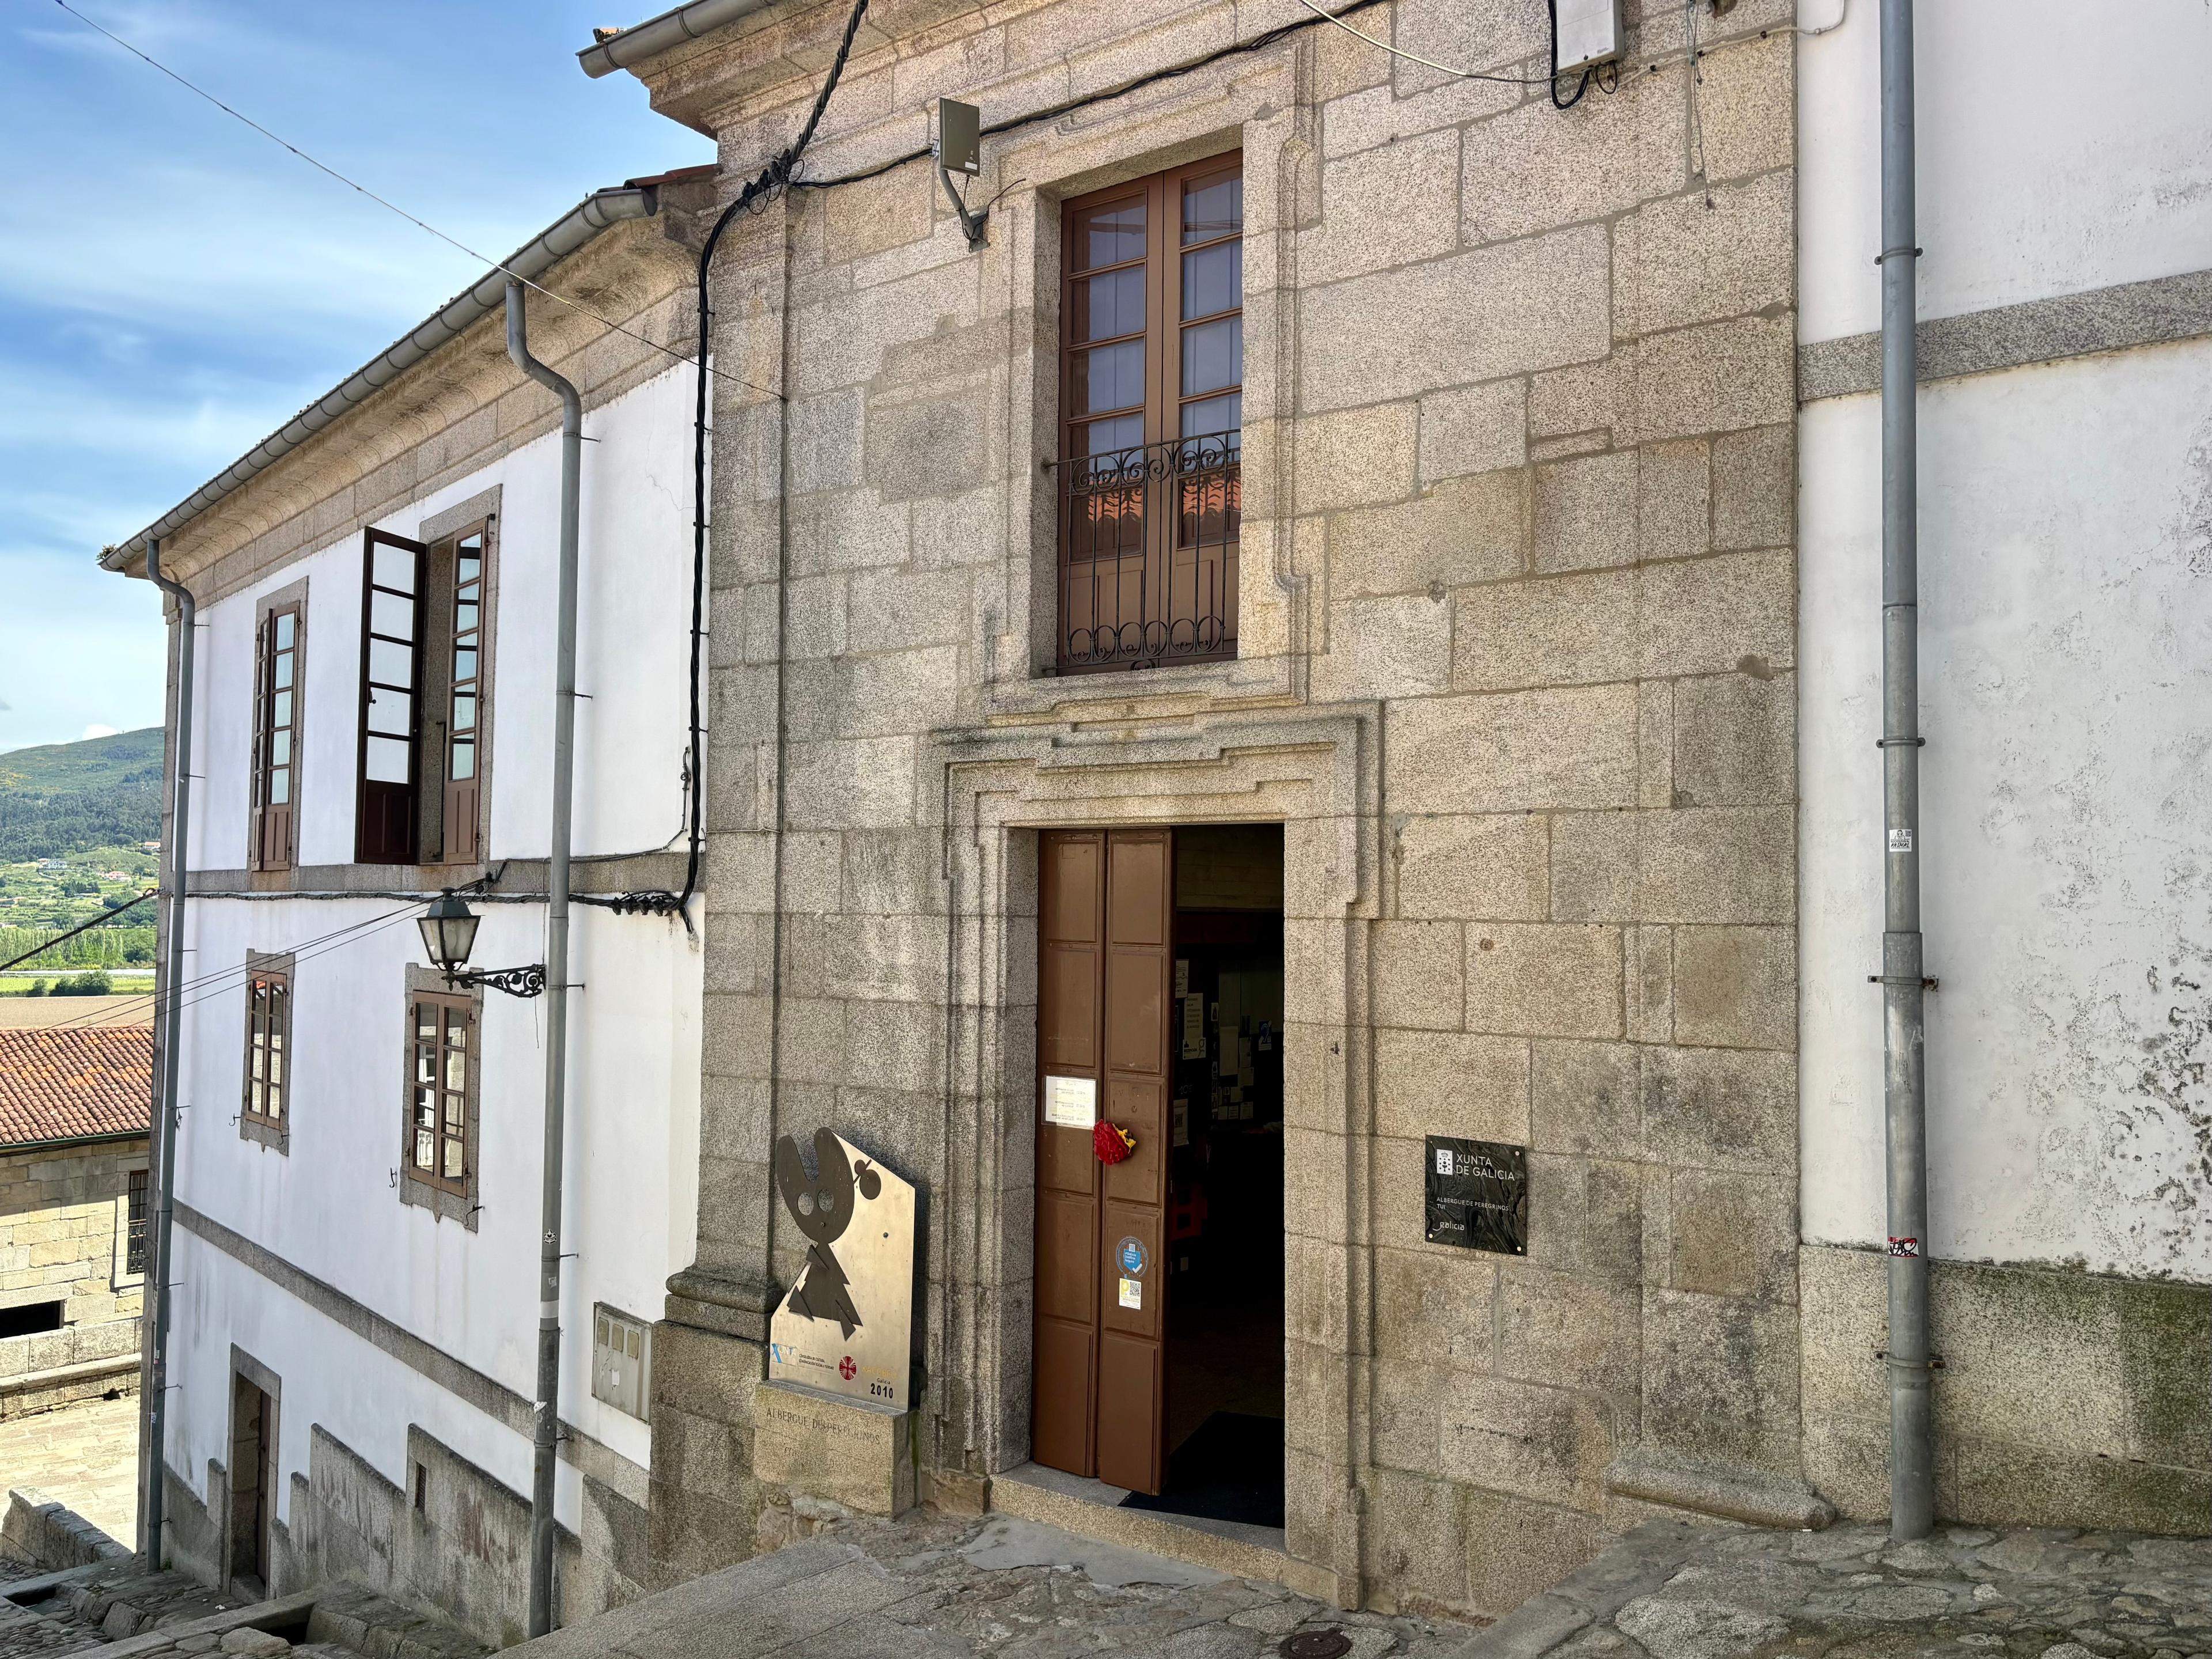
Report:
1118,1236,1147,1276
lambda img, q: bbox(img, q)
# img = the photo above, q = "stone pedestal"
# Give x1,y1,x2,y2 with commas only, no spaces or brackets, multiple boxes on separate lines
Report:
751,1378,916,1517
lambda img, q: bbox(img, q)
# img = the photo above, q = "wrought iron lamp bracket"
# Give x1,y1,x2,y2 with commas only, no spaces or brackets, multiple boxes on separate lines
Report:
444,963,547,998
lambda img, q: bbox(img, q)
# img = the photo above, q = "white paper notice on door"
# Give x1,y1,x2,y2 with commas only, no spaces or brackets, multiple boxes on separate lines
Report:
1043,1074,1097,1128
1119,1276,1142,1309
1181,993,1205,1059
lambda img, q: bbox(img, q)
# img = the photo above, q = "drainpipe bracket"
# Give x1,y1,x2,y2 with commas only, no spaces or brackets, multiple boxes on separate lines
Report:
1874,245,1925,264
1873,1350,1945,1371
1874,737,1927,748
1868,975,1940,990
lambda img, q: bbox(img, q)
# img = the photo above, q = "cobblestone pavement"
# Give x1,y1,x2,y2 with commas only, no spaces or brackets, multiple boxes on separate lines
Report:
521,1509,1478,1658
1478,1518,2212,1659
0,1397,138,1548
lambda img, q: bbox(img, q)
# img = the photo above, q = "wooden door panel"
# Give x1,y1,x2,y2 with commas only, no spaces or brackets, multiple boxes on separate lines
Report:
1099,1201,1162,1338
1102,1074,1164,1203
1096,1330,1163,1493
1033,830,1105,1478
1105,952,1165,1073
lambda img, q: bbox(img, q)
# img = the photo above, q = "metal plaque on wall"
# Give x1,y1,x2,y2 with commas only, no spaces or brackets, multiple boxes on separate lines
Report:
767,1128,915,1411
1423,1137,1528,1255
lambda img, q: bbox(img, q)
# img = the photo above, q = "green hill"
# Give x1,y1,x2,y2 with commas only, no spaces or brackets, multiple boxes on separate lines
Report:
0,728,165,861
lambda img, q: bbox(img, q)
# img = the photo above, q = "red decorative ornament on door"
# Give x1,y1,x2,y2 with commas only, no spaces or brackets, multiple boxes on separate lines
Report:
1094,1121,1135,1165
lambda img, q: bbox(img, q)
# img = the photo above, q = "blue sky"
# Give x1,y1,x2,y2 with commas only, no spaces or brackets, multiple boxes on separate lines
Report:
0,1,711,754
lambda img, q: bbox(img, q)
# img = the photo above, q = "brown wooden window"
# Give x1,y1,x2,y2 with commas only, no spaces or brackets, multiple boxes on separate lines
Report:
251,606,300,869
442,529,486,863
407,991,474,1196
358,529,425,864
241,965,291,1128
1058,154,1243,673
356,525,491,865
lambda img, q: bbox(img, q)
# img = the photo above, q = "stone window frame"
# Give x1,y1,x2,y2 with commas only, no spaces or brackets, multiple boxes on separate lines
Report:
984,51,1310,720
238,950,294,1154
399,963,481,1230
247,577,310,881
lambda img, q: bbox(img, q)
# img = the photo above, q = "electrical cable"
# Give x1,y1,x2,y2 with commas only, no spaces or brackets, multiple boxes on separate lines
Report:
1791,0,1850,38
1286,0,1553,85
1547,0,1596,109
0,888,158,973
597,0,875,927
45,0,777,402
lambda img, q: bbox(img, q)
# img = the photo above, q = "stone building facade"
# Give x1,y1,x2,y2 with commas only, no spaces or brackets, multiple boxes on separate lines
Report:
0,1021,151,1419
629,0,1817,1617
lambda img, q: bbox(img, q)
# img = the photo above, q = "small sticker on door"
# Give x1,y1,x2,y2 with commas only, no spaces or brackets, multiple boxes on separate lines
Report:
1043,1074,1097,1127
1118,1236,1147,1276
1119,1276,1142,1309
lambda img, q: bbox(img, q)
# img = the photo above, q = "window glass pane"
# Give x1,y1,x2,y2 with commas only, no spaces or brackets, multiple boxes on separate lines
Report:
451,694,476,733
450,740,475,782
446,1048,466,1090
268,1080,282,1120
1181,241,1241,320
367,686,411,737
1075,415,1144,457
415,1128,435,1169
453,647,477,685
416,1047,435,1085
370,590,416,642
373,543,416,592
1181,392,1243,438
272,690,293,731
442,1137,464,1180
274,612,296,650
1073,199,1144,271
250,1076,264,1116
369,638,413,688
1071,268,1144,343
1180,316,1243,396
415,1005,437,1040
1071,340,1144,416
366,734,410,783
626,1329,640,1358
269,768,290,805
270,730,291,768
455,601,479,637
415,1087,436,1127
273,650,294,691
444,1092,465,1131
1182,172,1243,243
457,552,482,584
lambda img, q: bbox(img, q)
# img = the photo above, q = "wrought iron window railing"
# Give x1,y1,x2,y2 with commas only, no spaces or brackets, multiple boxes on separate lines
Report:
1056,430,1240,672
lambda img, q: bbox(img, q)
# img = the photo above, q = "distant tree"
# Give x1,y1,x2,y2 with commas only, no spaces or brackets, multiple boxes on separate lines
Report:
52,969,113,996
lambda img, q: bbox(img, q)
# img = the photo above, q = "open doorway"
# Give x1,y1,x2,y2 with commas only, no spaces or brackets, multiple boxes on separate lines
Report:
1126,824,1285,1529
1031,824,1285,1528
229,1369,275,1595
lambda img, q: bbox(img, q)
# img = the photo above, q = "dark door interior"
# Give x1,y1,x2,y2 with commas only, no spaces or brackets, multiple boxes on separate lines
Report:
229,1373,274,1590
1032,824,1285,1524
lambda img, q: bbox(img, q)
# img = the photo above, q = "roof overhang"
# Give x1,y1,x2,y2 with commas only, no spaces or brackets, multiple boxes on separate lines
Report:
578,0,783,79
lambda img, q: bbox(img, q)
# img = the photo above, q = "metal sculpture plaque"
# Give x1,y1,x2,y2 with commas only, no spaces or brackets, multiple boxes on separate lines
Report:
767,1130,915,1412
1423,1137,1528,1255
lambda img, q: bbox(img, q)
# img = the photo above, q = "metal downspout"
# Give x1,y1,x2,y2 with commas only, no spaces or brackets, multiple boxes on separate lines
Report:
140,536,194,1565
506,281,582,1635
1878,0,1934,1540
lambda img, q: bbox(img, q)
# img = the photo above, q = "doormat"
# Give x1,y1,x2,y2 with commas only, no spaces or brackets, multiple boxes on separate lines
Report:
1120,1411,1285,1528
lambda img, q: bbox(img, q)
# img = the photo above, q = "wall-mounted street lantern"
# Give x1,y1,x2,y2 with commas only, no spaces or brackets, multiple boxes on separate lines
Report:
418,890,546,998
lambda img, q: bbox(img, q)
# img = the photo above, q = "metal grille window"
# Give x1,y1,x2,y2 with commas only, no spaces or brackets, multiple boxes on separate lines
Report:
126,1168,148,1277
407,991,474,1196
1058,154,1243,673
358,529,425,864
241,967,291,1127
251,606,300,869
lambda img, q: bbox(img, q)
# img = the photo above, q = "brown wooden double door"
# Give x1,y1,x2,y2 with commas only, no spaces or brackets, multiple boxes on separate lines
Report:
1032,828,1173,1493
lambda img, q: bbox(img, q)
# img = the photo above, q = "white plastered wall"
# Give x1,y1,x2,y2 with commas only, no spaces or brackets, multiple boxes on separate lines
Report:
163,364,704,1528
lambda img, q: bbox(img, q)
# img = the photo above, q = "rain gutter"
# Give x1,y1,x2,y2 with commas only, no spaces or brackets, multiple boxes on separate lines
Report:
578,0,782,78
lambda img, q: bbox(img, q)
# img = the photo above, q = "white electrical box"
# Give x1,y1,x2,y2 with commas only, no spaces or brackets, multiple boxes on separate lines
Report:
1553,0,1623,74
592,1305,652,1421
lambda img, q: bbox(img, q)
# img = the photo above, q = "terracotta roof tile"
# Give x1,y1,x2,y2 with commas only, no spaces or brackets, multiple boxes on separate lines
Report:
0,1028,153,1148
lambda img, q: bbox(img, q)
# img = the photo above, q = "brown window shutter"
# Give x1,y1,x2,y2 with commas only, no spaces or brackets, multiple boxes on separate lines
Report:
249,616,268,870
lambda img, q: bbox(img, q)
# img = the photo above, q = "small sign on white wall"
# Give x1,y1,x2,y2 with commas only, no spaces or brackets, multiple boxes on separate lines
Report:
1043,1074,1098,1128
